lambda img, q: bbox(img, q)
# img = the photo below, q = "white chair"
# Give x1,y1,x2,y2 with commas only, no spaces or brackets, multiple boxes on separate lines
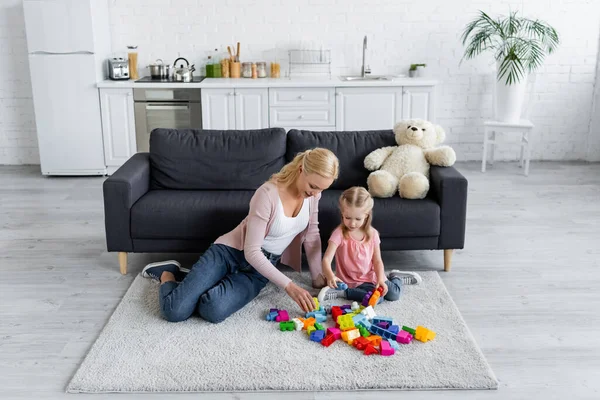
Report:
481,74,537,176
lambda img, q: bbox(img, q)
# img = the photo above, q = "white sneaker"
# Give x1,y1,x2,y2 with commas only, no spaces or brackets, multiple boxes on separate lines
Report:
388,270,422,285
317,286,345,303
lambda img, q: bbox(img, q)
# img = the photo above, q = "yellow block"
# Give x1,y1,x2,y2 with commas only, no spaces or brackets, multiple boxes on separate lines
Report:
367,335,382,346
415,326,436,342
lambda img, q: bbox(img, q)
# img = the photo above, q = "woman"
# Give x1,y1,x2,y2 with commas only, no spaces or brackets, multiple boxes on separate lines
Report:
141,148,339,323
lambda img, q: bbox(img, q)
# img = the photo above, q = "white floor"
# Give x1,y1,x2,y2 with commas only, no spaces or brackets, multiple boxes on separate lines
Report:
1,161,599,399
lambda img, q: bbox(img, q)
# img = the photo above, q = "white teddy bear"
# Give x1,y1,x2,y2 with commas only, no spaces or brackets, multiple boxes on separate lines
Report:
364,119,456,199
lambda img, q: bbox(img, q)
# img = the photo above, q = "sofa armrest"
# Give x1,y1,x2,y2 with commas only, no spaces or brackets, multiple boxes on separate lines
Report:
429,166,468,249
103,153,151,252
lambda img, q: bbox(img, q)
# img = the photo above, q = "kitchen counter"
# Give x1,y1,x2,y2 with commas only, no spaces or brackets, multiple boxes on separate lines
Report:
97,76,439,89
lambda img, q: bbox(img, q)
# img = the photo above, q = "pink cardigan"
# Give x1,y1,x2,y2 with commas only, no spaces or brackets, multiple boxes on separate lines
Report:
214,181,322,289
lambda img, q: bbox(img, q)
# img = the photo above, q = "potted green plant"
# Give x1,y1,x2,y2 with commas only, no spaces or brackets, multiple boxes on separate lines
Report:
409,63,426,78
460,10,559,122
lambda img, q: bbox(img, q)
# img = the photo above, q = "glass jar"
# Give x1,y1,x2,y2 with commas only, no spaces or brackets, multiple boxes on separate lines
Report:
270,62,281,78
242,62,253,78
256,62,267,78
127,45,139,80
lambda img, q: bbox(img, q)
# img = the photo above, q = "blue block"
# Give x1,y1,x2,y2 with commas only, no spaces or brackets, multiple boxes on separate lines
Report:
368,324,398,341
352,314,367,326
389,340,400,350
306,310,326,318
340,304,351,310
336,282,348,290
310,330,326,342
388,325,400,334
315,314,327,323
266,311,278,321
372,316,394,325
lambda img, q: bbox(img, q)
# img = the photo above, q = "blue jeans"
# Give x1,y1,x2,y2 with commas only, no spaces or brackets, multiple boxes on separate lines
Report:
344,279,402,303
159,243,280,324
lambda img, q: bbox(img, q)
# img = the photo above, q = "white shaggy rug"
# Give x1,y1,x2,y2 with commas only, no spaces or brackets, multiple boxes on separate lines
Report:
67,271,498,393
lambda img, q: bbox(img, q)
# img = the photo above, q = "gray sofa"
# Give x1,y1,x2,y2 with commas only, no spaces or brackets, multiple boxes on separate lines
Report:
103,127,468,275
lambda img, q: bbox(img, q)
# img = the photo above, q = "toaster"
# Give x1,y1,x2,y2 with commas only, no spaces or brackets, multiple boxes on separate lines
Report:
108,57,130,80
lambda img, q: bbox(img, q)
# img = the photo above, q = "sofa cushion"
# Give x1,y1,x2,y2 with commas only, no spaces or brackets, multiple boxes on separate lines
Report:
131,190,254,240
286,129,396,190
149,128,287,190
317,190,440,239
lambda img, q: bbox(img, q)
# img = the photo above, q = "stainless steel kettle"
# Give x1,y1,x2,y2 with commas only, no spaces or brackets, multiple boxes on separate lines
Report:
173,57,195,82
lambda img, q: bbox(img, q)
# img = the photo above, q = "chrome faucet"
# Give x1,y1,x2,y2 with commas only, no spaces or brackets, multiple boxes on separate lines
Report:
361,35,371,77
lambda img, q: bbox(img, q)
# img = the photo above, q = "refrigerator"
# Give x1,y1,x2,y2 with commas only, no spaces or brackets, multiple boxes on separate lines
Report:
23,0,111,175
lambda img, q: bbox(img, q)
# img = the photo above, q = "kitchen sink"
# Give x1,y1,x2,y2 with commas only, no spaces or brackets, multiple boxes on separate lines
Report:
339,75,392,81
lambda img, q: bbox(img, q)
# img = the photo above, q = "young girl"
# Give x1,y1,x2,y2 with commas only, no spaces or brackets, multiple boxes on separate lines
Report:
317,186,422,304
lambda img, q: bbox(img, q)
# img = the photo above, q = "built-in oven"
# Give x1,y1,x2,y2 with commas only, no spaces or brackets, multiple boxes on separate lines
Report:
133,88,202,152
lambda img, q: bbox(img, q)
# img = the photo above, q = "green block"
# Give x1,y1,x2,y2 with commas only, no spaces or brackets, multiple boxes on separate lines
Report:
279,321,294,331
359,326,370,337
314,323,325,331
402,326,415,335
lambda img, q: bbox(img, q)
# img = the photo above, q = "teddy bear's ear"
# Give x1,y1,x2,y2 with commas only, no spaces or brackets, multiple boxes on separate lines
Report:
435,124,446,143
393,120,412,134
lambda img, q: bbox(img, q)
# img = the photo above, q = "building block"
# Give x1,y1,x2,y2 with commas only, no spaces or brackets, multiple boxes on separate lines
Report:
364,344,379,355
292,318,304,331
336,282,348,290
327,327,342,340
366,335,382,346
340,304,352,311
376,322,390,329
396,330,413,344
341,328,360,345
266,311,279,321
310,330,326,342
331,306,344,322
351,301,360,311
323,305,332,315
315,314,327,323
360,306,376,320
358,326,370,337
303,317,316,330
380,340,394,356
368,291,381,307
314,323,325,331
368,324,398,341
275,310,289,322
269,308,278,313
352,313,367,327
388,325,400,334
313,297,320,310
372,316,393,325
402,326,416,335
337,314,355,331
279,321,295,331
361,291,373,307
321,334,337,347
376,286,384,295
415,326,436,342
389,340,400,351
353,336,370,350
307,326,316,336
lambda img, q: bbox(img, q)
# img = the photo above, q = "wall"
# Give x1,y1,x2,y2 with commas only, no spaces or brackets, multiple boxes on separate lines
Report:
1,0,599,164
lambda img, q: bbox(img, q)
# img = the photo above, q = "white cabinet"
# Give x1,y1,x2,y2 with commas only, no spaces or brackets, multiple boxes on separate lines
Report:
99,88,136,173
402,86,435,122
335,87,403,131
201,88,268,130
269,88,336,131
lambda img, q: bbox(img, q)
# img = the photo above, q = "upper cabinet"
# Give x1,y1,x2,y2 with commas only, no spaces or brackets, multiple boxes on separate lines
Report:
335,87,403,131
201,88,268,130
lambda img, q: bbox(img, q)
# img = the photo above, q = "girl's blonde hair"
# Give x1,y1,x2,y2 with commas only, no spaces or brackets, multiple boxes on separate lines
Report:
339,186,374,241
270,148,339,186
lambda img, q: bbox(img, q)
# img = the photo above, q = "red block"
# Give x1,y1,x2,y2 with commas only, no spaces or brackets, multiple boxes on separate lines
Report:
364,344,379,355
321,334,336,347
353,336,370,350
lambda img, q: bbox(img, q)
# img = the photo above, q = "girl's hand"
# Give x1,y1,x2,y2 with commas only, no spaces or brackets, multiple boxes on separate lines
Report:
324,271,342,289
285,282,316,313
377,280,389,296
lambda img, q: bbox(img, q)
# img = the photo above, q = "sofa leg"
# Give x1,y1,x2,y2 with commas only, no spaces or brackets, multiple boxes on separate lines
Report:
119,252,128,275
443,249,453,272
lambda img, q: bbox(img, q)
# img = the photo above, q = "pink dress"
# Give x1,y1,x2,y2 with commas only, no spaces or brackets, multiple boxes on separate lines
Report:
328,226,380,288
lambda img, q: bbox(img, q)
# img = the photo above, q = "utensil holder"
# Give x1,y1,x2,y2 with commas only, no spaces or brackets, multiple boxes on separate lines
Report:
230,62,241,78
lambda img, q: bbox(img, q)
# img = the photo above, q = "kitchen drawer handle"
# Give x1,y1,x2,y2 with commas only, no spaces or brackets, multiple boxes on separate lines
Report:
228,92,234,96
298,95,304,99
403,90,410,95
298,115,304,119
145,104,189,111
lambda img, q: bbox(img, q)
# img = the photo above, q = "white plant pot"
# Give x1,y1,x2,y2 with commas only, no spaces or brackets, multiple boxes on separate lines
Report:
495,64,527,123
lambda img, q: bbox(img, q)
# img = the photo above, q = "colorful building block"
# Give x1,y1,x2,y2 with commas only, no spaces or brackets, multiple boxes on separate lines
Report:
307,325,316,336
396,330,413,344
303,317,316,330
321,334,337,347
364,344,379,355
351,301,360,311
337,314,355,331
279,321,295,331
389,340,401,351
314,323,325,331
292,318,304,331
353,336,370,350
341,328,360,344
326,327,341,340
376,322,390,329
360,305,376,320
380,340,394,356
310,330,326,342
314,314,327,323
372,316,393,325
336,282,348,290
331,306,343,322
361,291,373,307
402,326,416,335
313,297,320,310
366,335,382,346
368,291,381,307
388,325,400,334
415,326,436,342
368,324,398,341
266,311,279,321
275,310,289,322
358,326,370,337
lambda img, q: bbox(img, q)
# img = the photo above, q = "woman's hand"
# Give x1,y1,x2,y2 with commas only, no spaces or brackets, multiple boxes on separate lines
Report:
285,282,316,312
325,271,342,289
377,280,389,296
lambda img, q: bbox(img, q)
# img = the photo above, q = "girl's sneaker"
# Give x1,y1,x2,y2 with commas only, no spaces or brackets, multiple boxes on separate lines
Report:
142,260,187,282
317,286,346,303
388,270,422,285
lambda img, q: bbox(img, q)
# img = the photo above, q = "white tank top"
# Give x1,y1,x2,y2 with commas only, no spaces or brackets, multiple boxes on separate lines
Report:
262,196,310,255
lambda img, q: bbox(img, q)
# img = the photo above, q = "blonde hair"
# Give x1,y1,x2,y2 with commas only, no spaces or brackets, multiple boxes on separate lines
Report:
270,148,339,186
339,186,374,241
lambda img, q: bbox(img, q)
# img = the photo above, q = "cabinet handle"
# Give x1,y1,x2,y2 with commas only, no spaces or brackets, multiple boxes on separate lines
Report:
228,92,234,96
336,92,340,96
403,90,409,95
298,115,304,119
298,95,304,99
